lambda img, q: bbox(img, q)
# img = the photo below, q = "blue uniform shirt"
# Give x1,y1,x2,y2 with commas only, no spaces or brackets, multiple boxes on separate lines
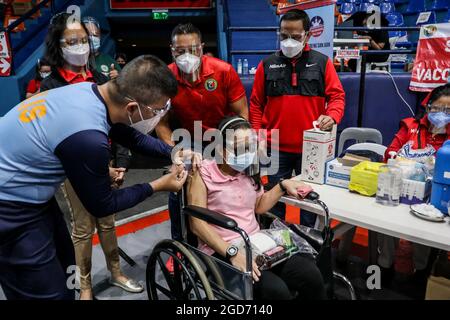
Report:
0,83,172,217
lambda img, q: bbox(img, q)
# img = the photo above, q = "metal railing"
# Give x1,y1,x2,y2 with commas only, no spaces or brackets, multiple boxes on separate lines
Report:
0,0,74,74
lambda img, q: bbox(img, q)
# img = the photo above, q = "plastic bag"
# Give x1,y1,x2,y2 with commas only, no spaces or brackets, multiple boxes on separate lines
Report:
349,161,384,196
270,219,318,257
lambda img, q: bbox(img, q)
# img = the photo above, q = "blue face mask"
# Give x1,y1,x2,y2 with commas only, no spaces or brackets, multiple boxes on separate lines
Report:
227,151,256,172
428,112,450,129
89,36,101,52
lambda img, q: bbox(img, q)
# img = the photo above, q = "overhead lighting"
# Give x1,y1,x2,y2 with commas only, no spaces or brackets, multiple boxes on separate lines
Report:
131,44,137,47
117,38,123,42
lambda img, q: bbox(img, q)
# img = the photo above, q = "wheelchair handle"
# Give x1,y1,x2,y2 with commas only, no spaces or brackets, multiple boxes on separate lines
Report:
234,226,253,274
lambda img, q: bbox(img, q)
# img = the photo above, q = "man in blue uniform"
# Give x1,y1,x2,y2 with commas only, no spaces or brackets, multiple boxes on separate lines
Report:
0,55,188,300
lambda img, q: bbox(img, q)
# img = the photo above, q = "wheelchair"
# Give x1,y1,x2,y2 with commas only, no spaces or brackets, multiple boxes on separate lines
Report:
145,186,357,300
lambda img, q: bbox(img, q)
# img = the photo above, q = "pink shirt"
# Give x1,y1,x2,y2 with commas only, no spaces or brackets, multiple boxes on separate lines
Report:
198,160,264,255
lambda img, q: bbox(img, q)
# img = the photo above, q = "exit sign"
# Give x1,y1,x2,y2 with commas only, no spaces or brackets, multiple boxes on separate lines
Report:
152,10,169,20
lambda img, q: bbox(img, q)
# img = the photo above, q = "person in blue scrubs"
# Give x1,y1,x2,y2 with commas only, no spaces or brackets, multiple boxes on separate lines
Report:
0,55,190,300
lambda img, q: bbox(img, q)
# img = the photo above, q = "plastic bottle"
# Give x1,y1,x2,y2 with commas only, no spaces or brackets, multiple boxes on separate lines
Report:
237,59,243,75
376,151,403,206
243,59,249,75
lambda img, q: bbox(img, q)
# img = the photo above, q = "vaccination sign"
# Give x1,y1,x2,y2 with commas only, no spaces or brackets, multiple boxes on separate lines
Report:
278,0,335,59
410,23,450,92
0,31,12,77
110,0,211,9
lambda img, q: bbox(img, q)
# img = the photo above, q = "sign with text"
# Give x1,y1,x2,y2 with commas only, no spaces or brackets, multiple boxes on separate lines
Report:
410,23,450,92
110,0,211,9
336,48,360,60
0,31,12,77
278,0,335,59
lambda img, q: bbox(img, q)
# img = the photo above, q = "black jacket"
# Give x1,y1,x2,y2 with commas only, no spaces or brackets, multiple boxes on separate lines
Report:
40,67,108,92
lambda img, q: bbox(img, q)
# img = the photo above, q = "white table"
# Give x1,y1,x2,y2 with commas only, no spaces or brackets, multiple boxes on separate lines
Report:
334,38,371,47
281,180,450,252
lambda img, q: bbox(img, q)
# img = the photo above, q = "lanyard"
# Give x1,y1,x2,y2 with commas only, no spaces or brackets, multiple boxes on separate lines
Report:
291,59,298,87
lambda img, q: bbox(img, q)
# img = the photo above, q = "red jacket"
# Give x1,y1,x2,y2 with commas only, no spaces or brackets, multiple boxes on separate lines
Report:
249,45,345,153
385,115,450,161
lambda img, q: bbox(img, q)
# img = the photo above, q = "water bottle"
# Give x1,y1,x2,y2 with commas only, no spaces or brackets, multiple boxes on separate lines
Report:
243,59,249,75
376,152,403,206
237,59,243,75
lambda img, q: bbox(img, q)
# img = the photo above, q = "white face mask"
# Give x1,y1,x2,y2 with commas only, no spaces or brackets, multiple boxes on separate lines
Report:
280,38,304,58
128,104,169,134
40,71,51,79
226,151,256,172
61,43,90,67
176,53,201,74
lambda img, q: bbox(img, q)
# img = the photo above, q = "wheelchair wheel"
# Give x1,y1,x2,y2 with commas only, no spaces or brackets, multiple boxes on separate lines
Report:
146,239,215,300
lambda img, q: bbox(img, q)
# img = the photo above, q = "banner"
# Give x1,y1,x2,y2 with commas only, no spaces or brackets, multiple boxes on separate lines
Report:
336,48,360,60
278,1,336,59
410,23,450,92
110,0,211,9
0,31,12,77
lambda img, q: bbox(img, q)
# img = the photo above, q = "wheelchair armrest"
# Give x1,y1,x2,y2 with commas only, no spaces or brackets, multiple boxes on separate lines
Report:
184,205,238,230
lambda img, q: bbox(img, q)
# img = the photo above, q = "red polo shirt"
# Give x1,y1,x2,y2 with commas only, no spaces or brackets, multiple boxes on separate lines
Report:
58,67,95,84
168,55,246,135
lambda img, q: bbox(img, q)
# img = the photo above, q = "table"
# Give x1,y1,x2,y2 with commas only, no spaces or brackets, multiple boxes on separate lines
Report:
280,179,450,252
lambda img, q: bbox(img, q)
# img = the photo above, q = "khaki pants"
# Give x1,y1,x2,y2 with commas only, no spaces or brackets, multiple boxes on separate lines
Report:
64,180,121,290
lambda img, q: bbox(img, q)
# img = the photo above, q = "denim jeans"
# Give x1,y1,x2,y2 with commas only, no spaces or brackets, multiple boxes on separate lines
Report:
267,151,317,227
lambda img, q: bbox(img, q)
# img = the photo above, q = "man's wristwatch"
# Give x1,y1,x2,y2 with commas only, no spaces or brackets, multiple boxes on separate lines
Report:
278,178,287,194
226,245,239,260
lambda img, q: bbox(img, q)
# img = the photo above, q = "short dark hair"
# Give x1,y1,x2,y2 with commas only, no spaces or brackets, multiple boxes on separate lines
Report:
428,83,450,106
44,12,93,69
171,23,202,43
115,52,127,62
109,55,178,106
280,9,310,32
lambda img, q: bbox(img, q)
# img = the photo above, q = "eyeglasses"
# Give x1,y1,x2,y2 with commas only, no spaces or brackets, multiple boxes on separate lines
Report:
171,44,203,57
426,104,450,115
277,31,307,42
127,97,171,116
59,37,89,47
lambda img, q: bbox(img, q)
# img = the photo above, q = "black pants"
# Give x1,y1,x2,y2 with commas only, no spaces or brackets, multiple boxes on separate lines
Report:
214,253,326,300
0,198,76,300
267,151,317,228
254,254,327,300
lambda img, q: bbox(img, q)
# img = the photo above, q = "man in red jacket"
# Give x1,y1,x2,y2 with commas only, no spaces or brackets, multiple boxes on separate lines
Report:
250,9,345,226
156,23,248,240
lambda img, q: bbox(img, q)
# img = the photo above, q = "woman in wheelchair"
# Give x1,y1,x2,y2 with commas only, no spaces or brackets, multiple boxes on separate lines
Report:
187,116,327,300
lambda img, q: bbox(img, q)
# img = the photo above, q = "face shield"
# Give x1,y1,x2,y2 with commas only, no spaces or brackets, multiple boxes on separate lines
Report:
82,17,101,53
171,42,203,79
224,128,260,176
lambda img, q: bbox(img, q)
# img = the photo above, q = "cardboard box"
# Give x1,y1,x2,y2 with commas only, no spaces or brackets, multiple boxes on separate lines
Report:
301,125,337,184
400,179,432,205
326,157,365,188
425,275,450,300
